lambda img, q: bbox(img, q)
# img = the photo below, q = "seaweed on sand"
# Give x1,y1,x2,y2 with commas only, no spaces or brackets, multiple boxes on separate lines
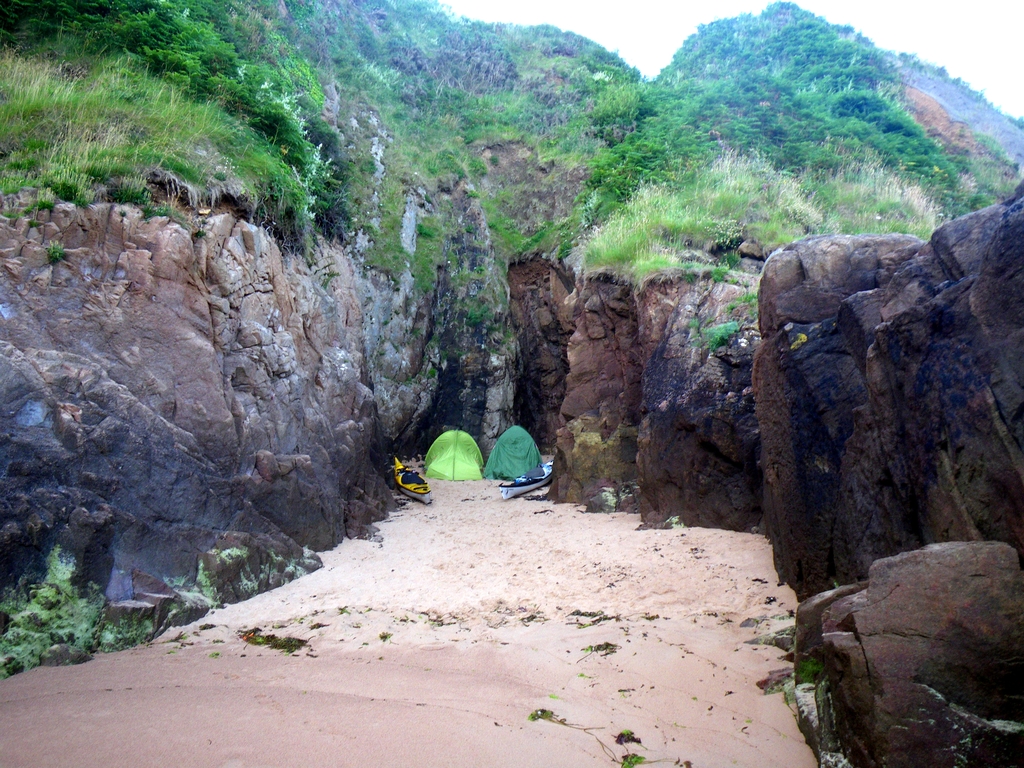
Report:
239,628,308,653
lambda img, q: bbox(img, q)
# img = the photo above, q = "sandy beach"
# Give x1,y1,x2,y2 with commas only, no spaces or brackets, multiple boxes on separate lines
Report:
0,480,815,768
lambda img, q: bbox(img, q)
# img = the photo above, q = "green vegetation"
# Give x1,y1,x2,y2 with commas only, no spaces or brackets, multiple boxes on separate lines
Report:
1,0,345,247
2,0,1018,292
45,242,65,263
528,708,558,722
239,627,308,653
268,0,641,279
796,656,825,685
579,3,1018,279
0,547,103,678
590,3,1016,210
96,608,155,653
585,150,940,281
702,322,741,351
0,53,316,243
581,642,620,657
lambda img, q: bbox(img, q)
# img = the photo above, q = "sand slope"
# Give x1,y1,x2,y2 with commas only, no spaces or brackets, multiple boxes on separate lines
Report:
0,480,815,768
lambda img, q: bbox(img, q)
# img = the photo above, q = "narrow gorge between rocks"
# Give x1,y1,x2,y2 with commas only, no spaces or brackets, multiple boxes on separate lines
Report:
1,2,1024,767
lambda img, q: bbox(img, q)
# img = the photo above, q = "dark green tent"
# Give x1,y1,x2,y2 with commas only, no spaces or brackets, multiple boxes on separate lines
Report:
484,425,542,480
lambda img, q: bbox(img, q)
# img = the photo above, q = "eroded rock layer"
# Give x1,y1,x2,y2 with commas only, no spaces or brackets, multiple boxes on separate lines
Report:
507,256,574,451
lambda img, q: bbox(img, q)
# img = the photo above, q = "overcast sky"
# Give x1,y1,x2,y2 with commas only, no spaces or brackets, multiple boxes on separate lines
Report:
441,0,1024,119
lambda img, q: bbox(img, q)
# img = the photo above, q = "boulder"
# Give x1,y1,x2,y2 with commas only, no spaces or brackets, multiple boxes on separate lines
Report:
793,582,866,670
96,569,212,650
738,240,764,259
38,643,92,667
96,600,162,653
196,531,322,605
796,542,1024,767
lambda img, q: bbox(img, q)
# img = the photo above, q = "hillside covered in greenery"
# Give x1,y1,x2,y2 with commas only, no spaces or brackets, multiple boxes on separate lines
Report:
583,3,1021,278
0,1,1020,285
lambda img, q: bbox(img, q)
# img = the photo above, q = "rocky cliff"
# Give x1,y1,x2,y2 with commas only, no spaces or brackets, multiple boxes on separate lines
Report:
755,183,1024,598
0,191,392,625
507,255,575,451
549,180,1024,612
636,275,762,531
552,266,763,529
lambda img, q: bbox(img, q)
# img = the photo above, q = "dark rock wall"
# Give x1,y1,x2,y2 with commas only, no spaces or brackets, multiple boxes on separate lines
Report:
755,192,1024,598
0,195,392,599
753,234,926,596
508,256,575,451
636,279,762,530
413,183,516,455
841,200,1024,569
337,107,518,458
552,269,762,529
551,274,643,504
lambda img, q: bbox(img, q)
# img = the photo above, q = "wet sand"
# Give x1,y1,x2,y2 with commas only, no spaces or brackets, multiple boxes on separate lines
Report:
0,479,815,768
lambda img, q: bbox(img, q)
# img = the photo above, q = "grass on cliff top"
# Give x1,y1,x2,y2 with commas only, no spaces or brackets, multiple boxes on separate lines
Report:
0,53,306,226
584,151,938,282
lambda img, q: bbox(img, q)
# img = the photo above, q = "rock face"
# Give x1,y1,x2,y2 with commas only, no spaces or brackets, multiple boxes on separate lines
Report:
553,268,762,530
636,276,762,531
755,187,1024,598
333,106,523,457
357,258,438,453
414,182,518,456
551,274,642,505
902,67,1024,167
753,234,924,596
795,542,1024,768
507,256,574,451
0,194,392,605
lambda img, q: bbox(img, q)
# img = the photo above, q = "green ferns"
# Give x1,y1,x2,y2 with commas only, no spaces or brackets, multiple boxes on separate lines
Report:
0,548,103,679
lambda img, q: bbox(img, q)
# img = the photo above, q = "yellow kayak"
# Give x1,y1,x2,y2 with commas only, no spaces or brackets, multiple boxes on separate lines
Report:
394,457,432,504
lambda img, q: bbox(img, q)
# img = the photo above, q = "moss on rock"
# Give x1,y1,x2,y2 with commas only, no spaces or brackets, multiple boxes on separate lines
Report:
0,547,103,678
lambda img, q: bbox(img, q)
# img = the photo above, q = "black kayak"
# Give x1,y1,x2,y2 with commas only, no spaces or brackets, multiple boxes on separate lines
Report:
499,462,553,500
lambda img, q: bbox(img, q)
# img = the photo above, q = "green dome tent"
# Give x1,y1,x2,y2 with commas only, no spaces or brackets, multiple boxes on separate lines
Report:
484,425,542,480
424,430,484,480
